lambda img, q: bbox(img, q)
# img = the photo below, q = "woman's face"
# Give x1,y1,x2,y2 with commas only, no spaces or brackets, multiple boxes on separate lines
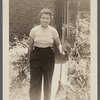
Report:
40,13,51,28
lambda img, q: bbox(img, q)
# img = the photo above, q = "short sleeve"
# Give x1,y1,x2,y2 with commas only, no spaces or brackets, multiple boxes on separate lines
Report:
29,28,35,39
53,28,59,40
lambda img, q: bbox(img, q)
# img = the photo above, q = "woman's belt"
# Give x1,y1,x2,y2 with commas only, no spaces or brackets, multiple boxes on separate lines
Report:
34,46,53,50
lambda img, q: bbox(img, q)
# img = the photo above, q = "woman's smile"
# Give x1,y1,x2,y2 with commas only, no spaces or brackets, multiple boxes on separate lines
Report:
40,14,50,28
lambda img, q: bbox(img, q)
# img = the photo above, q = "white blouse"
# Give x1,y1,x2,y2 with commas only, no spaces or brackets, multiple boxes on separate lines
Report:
29,25,59,48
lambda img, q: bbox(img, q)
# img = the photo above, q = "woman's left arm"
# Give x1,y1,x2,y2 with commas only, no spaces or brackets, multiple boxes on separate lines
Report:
54,37,63,54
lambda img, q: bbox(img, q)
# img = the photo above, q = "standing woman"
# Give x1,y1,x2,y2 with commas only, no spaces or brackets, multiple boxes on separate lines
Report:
27,8,63,100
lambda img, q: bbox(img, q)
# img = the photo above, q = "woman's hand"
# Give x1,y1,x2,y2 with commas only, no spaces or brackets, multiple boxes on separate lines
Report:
62,51,65,55
59,49,65,55
59,44,65,55
54,37,65,55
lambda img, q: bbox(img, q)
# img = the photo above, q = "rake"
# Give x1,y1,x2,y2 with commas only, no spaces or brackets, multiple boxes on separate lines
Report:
54,27,65,100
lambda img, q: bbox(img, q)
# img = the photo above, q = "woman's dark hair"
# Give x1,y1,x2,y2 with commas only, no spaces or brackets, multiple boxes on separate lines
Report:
38,8,53,20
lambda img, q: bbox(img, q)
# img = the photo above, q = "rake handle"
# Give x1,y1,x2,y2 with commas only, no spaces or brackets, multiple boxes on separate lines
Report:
59,27,65,84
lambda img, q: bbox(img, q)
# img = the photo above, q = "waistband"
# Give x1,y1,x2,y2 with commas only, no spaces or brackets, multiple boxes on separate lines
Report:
34,46,53,50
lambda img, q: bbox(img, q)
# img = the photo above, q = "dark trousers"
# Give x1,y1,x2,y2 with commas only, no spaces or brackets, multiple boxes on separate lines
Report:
29,47,55,100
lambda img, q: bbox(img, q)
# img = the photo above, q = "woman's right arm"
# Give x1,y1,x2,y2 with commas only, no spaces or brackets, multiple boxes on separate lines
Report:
27,36,34,69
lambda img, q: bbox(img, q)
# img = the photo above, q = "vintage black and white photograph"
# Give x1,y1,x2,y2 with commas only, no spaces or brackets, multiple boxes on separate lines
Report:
3,0,97,100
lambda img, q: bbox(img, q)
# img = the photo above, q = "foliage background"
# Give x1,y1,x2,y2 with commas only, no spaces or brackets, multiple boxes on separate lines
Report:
9,0,90,42
9,0,55,42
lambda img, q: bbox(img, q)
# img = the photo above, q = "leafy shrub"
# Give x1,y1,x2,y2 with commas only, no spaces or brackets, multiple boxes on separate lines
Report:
63,11,90,62
9,38,30,100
